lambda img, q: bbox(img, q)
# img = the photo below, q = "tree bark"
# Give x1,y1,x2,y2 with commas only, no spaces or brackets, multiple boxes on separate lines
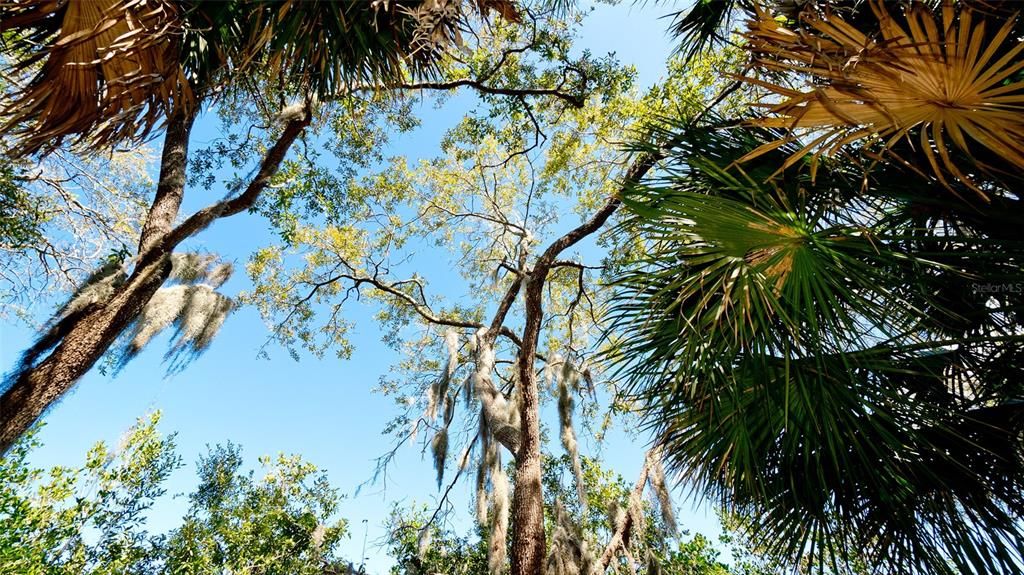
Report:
137,107,196,254
0,259,170,453
506,140,676,573
0,109,197,454
510,272,546,575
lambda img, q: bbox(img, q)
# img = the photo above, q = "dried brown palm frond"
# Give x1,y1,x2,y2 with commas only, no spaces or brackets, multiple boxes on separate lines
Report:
1,0,192,156
1,0,522,157
398,0,520,64
477,0,521,23
738,0,1024,198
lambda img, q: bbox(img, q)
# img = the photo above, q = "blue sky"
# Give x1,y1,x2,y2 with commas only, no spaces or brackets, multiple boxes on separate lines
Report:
0,2,724,572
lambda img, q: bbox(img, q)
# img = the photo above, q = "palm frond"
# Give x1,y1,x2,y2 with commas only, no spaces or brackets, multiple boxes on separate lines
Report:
605,118,1024,575
1,0,191,156
666,0,746,62
1,0,519,156
738,0,1024,198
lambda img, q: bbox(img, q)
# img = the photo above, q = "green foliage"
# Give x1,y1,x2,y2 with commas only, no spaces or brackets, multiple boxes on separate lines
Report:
0,161,43,250
179,1,457,99
0,415,349,575
242,8,749,403
606,72,1024,575
386,504,490,575
666,0,746,61
388,454,778,575
164,444,348,575
0,413,180,575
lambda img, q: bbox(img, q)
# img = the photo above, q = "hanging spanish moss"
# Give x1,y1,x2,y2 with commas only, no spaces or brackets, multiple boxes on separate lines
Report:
645,550,661,575
579,360,596,397
558,362,587,513
431,426,448,488
627,469,646,547
444,328,459,382
427,329,461,422
425,382,440,421
475,457,489,526
119,283,233,371
168,252,231,286
476,409,493,526
443,394,455,426
560,357,579,389
546,498,597,575
545,352,564,390
471,327,519,444
488,449,509,575
116,252,234,372
647,451,677,534
417,526,432,561
311,523,326,549
463,374,474,408
57,259,127,320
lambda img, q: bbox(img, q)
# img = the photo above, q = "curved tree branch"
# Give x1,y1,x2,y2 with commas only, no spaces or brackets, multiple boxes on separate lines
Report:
599,452,653,571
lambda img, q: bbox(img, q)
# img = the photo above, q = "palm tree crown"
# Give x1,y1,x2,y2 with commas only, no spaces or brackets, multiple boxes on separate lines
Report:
607,2,1024,574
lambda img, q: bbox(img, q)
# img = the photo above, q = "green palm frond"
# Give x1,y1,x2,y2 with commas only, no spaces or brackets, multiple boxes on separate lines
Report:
606,119,1024,575
665,0,747,61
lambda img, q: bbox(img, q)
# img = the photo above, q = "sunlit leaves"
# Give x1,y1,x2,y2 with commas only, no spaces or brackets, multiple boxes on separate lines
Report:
0,413,180,574
166,444,348,575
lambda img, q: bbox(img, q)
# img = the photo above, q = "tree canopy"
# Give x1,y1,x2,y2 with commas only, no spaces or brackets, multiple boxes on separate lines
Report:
1,414,349,575
2,1,1022,575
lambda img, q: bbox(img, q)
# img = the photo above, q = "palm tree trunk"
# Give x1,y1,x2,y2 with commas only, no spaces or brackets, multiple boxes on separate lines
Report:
138,107,196,254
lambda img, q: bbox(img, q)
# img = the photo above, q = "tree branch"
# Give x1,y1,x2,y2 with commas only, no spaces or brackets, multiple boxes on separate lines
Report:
334,79,585,109
599,453,652,571
139,110,312,267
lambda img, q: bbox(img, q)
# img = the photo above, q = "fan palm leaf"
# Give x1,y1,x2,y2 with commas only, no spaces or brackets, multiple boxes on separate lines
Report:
1,0,190,155
738,0,1024,198
605,119,1024,575
666,0,747,61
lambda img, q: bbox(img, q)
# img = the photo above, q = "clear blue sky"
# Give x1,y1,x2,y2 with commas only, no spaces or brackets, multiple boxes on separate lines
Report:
1,2,722,572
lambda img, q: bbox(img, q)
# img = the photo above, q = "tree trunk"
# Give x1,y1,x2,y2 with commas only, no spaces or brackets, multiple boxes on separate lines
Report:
510,272,547,575
0,110,310,455
0,259,170,453
0,110,195,454
138,107,196,254
500,143,664,574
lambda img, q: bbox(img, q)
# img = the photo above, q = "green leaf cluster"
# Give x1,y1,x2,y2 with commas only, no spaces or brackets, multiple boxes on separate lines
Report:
0,415,349,575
